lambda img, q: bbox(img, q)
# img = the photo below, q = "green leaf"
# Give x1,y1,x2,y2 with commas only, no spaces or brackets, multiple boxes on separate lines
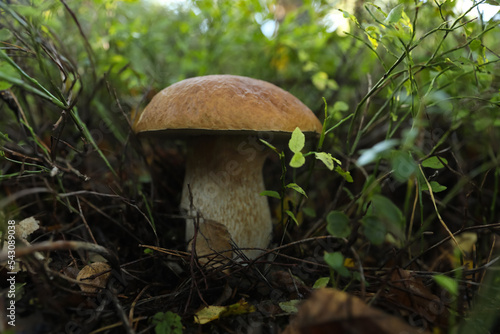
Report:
311,71,329,91
422,156,448,169
391,150,417,182
421,181,447,193
286,183,307,198
324,252,351,277
260,190,281,199
360,215,386,245
288,127,305,153
433,274,458,296
290,152,305,168
285,210,299,225
332,101,349,113
151,311,183,334
315,152,337,170
326,211,351,238
279,300,301,314
0,60,21,90
384,4,404,25
370,194,405,241
334,166,353,182
313,277,330,289
259,139,278,153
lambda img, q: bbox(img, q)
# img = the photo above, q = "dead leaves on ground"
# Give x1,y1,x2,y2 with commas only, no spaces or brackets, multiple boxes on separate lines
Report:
283,288,430,334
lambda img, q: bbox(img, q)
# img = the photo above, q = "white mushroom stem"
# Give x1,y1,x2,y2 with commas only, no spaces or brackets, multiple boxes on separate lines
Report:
180,135,272,260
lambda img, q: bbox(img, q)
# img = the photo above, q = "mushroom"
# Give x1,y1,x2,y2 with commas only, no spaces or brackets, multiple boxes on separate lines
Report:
134,75,322,260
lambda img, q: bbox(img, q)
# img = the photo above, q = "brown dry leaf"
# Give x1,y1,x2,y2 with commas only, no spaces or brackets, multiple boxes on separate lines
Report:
282,288,429,334
188,219,233,269
382,268,449,327
76,262,111,293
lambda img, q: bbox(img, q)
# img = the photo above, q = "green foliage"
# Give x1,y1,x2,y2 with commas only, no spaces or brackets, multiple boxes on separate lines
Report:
326,211,351,238
433,274,459,296
150,311,183,334
324,251,350,278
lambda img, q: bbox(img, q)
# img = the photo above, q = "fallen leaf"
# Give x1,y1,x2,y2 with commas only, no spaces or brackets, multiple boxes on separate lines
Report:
282,288,429,334
76,262,111,294
194,299,256,325
188,219,233,269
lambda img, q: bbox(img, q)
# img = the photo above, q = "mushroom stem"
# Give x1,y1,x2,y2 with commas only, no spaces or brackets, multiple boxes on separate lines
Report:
180,135,272,260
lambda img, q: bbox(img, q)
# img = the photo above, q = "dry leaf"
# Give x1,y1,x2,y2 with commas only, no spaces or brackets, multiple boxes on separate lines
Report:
76,262,111,293
194,299,256,325
188,219,233,269
283,288,429,334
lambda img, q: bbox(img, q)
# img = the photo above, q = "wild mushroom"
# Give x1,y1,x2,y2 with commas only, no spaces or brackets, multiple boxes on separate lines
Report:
134,75,322,260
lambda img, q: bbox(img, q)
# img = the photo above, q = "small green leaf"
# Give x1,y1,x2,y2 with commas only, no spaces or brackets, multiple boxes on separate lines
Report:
332,101,349,113
315,152,337,170
302,207,316,218
0,60,21,90
290,152,305,168
326,211,351,238
360,215,386,245
289,127,305,153
285,210,299,225
422,156,448,169
385,4,404,25
324,252,351,277
151,311,183,334
313,277,330,289
433,274,458,296
421,181,447,193
286,183,307,198
391,150,417,182
260,190,281,199
335,166,353,182
370,194,405,240
279,300,301,314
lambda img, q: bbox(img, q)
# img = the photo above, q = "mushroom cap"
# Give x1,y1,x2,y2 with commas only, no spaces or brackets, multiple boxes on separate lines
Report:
133,75,322,136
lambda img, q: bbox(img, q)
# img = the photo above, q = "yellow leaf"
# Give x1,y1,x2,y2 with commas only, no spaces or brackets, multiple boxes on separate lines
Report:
194,306,226,325
194,300,256,325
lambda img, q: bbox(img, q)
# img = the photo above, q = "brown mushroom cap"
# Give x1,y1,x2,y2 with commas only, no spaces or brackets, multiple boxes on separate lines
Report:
133,75,322,135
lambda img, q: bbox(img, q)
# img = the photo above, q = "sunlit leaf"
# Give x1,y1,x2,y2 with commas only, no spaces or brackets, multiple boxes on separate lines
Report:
286,183,308,198
433,274,458,296
290,152,305,168
289,127,305,153
422,156,448,169
360,215,386,245
313,277,330,289
315,152,337,170
260,190,281,199
335,166,353,182
385,4,404,25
